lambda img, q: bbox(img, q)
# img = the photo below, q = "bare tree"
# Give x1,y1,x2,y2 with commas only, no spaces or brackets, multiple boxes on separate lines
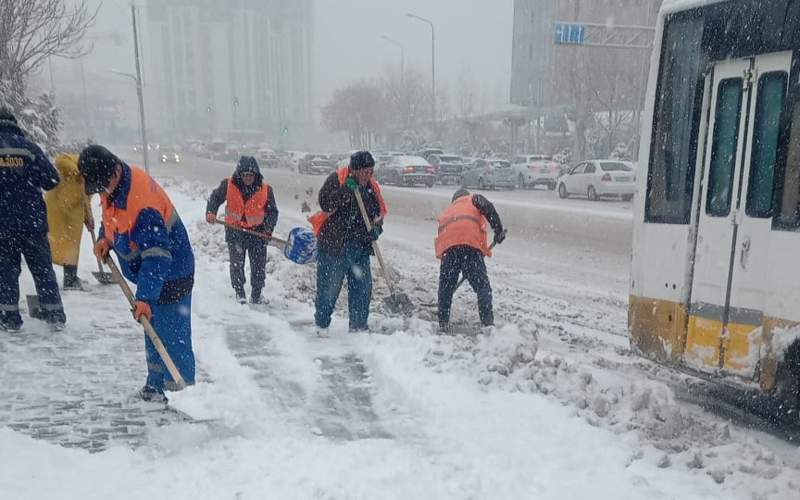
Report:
321,81,386,149
0,0,97,84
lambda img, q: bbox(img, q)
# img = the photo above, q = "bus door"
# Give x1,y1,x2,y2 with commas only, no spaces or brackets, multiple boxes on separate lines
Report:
687,52,792,377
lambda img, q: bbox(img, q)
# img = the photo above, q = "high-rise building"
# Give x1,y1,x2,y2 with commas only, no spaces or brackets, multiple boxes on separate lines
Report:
145,0,314,142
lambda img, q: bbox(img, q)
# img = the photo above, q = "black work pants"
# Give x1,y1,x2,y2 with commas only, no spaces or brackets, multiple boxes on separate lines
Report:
0,230,64,322
228,232,268,295
438,245,493,326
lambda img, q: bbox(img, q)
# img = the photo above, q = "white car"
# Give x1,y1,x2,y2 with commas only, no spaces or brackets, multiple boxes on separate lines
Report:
557,160,636,201
511,154,561,190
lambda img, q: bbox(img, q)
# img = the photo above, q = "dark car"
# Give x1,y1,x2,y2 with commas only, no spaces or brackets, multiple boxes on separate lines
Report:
375,155,437,187
429,154,464,185
159,150,181,164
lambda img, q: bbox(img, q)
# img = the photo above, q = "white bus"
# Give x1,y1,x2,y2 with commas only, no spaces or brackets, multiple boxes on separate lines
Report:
629,0,800,411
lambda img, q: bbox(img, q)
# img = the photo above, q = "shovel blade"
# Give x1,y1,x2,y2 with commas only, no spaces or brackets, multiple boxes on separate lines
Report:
383,292,414,316
92,271,117,285
25,295,46,320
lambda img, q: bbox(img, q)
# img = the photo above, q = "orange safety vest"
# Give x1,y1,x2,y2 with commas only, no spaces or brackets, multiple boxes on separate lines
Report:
101,166,179,256
224,178,270,228
308,167,388,236
434,194,491,259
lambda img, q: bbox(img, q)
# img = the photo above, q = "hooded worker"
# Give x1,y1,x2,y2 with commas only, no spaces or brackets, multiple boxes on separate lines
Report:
435,188,506,332
0,108,66,332
310,151,387,334
44,153,94,290
205,156,279,304
78,145,195,403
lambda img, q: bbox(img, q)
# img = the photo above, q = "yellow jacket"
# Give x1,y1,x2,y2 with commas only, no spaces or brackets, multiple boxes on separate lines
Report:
45,154,92,267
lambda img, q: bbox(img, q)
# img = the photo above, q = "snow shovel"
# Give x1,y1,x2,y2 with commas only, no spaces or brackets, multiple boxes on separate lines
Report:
102,250,186,390
352,189,414,316
88,228,116,284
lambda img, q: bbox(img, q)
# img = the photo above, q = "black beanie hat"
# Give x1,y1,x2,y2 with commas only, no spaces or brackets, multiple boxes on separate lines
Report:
236,155,260,174
78,145,122,194
452,188,471,202
349,151,375,171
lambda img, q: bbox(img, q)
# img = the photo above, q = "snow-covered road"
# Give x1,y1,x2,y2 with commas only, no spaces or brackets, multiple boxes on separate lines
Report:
1,169,798,500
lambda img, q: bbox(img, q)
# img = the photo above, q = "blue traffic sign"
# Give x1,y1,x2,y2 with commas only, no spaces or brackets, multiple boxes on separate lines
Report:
554,23,586,45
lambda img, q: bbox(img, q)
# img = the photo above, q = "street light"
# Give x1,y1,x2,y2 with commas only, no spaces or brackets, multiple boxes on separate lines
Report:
380,35,405,86
406,12,435,127
111,69,149,172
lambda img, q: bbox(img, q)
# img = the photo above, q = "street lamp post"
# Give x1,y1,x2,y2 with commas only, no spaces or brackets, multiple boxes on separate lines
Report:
112,70,150,170
131,4,149,173
380,35,405,86
406,13,435,128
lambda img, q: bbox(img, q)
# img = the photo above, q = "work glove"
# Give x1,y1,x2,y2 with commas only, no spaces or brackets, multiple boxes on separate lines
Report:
369,224,383,241
206,212,217,224
94,238,111,262
133,301,153,322
493,229,507,245
344,176,359,192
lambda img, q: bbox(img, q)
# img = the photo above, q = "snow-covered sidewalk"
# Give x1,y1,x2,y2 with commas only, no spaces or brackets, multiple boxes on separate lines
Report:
1,179,798,500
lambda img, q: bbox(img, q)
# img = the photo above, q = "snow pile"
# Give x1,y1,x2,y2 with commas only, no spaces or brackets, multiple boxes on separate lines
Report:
771,325,800,362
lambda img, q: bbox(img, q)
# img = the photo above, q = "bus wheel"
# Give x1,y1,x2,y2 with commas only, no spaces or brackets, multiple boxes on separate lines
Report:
775,341,800,413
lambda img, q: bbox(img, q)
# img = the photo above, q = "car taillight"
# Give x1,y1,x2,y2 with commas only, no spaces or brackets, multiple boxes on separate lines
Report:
403,166,415,174
427,166,437,174
550,164,560,173
601,173,612,182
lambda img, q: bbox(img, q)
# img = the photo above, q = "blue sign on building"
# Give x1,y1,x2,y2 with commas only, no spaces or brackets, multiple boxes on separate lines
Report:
554,23,586,45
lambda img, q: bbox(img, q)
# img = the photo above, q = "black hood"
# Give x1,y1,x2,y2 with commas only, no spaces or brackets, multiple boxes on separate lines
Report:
232,156,263,195
0,120,24,137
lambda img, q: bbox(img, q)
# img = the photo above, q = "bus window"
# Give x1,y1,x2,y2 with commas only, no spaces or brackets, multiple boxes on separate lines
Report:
777,88,800,229
706,78,744,217
645,14,706,224
747,71,788,218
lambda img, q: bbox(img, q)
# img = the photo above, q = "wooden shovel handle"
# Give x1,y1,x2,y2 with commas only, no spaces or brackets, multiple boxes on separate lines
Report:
213,219,286,245
93,230,186,389
352,189,397,295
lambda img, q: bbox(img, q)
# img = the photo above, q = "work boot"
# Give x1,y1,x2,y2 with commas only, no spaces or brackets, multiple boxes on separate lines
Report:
235,289,247,305
250,289,268,305
438,322,451,334
316,327,330,338
47,310,67,332
138,385,168,404
63,266,85,291
0,312,22,333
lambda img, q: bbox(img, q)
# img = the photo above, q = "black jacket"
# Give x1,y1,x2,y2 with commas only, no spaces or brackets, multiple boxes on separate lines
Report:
317,172,383,256
206,170,278,242
471,194,504,236
0,120,60,233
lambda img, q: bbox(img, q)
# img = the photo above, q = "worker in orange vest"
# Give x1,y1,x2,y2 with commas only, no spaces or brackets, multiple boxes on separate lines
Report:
78,145,196,403
435,188,505,333
205,156,278,304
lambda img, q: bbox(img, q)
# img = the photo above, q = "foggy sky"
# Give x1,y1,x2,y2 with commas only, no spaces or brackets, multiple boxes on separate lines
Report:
73,1,513,110
315,0,514,108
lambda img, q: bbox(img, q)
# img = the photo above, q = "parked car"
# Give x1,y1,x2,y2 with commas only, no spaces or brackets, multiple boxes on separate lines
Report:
557,160,636,201
375,155,437,187
461,159,516,190
160,150,181,164
429,154,464,185
257,148,280,168
414,148,444,162
299,155,334,175
511,155,561,190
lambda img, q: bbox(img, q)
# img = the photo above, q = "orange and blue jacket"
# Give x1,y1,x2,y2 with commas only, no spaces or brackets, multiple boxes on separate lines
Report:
99,164,194,303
